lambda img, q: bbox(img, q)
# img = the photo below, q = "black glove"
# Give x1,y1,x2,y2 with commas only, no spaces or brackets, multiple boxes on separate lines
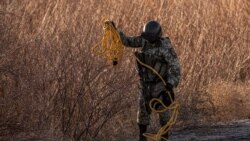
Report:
161,90,175,106
165,83,173,91
104,20,116,29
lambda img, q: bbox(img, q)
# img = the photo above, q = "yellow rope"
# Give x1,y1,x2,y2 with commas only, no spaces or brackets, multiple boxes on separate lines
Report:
94,19,180,141
92,19,124,66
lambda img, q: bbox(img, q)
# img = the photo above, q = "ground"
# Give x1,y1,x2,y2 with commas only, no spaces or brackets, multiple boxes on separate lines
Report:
127,119,250,141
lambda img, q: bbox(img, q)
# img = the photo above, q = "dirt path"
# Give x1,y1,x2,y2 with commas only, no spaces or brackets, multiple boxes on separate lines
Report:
170,119,250,141
127,120,250,141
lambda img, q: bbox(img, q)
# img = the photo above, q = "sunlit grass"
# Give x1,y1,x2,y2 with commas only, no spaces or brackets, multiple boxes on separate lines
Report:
0,0,249,140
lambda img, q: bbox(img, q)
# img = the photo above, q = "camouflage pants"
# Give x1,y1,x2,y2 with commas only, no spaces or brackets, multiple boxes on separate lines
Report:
137,81,174,126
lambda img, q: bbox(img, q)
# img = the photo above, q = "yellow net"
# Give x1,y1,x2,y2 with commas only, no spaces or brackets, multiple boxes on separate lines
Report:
92,19,124,66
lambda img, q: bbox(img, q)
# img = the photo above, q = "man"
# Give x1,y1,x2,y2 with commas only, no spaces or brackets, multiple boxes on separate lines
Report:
113,20,181,141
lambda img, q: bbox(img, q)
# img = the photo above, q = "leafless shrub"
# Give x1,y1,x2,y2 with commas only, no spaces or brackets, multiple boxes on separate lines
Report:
235,57,250,82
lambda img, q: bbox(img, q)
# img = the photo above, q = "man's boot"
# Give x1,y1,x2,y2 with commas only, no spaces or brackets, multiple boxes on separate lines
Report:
138,124,147,141
161,132,169,141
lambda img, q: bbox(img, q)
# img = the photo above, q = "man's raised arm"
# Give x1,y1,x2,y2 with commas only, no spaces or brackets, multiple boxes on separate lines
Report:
119,31,145,48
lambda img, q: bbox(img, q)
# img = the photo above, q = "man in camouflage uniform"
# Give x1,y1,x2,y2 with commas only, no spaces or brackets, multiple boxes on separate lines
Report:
114,21,181,141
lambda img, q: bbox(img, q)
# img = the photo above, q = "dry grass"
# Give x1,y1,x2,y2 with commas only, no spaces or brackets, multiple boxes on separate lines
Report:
208,80,250,121
0,0,249,140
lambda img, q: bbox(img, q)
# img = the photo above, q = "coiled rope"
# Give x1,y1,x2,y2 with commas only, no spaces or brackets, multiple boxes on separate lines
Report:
93,19,180,141
92,19,124,66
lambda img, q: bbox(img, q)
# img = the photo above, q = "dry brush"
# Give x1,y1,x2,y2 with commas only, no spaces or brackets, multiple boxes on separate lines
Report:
0,0,249,140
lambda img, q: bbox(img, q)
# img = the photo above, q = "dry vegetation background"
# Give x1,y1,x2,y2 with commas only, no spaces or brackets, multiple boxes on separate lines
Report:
0,0,249,141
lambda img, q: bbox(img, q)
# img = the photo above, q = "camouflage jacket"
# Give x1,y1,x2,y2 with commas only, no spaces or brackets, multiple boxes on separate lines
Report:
119,31,181,88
